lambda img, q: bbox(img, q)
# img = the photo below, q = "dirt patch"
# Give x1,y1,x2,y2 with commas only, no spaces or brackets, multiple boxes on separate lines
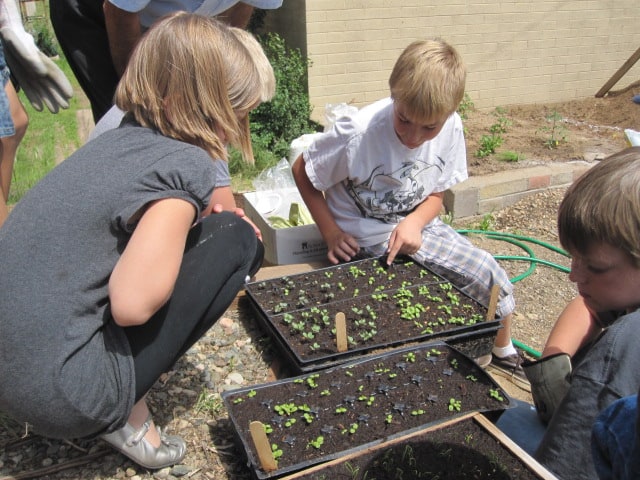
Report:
463,88,640,176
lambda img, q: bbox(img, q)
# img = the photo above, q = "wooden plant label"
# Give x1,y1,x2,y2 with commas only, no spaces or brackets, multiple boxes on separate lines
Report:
249,420,277,472
335,312,347,352
486,284,500,321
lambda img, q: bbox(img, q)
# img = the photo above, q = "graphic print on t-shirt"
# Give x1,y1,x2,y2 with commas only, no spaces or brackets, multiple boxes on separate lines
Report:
345,155,445,223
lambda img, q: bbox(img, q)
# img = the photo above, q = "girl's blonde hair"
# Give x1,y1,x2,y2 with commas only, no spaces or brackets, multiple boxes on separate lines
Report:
227,27,276,163
115,12,266,164
229,27,276,103
558,146,640,267
389,39,466,120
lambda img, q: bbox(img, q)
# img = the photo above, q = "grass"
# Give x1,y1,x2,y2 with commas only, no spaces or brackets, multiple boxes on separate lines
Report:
9,56,84,205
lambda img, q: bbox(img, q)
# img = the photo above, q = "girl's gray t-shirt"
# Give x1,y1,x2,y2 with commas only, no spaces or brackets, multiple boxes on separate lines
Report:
0,122,223,438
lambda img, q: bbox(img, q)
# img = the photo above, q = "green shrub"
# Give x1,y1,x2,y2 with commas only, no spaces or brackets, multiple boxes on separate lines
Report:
489,107,511,134
457,93,475,120
228,132,281,191
250,32,320,159
27,19,59,57
475,134,503,158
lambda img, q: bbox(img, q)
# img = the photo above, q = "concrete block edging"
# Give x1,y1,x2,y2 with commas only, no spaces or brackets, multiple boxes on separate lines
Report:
444,161,594,219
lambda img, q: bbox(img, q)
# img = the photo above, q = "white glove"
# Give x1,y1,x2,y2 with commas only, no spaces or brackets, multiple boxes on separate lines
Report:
0,0,73,113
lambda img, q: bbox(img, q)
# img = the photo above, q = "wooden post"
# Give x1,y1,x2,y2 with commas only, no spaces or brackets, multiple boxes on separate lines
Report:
335,312,347,352
249,421,278,473
595,46,640,98
486,285,500,321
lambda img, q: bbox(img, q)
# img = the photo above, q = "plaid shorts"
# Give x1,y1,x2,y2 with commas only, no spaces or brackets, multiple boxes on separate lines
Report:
0,43,16,138
363,217,516,318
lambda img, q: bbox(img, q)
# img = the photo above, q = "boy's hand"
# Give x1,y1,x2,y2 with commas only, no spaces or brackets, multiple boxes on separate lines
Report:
386,216,423,264
325,230,360,265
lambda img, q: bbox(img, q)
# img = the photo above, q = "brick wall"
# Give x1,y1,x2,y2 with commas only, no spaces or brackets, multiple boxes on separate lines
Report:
264,1,640,123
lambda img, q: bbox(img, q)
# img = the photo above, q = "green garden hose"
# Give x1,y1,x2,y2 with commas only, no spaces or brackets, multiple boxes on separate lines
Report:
457,229,572,358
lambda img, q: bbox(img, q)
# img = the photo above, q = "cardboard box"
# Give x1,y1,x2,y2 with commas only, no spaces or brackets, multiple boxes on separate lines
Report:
243,188,327,265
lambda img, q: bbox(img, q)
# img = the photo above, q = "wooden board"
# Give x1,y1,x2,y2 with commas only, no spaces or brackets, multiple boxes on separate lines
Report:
595,46,640,97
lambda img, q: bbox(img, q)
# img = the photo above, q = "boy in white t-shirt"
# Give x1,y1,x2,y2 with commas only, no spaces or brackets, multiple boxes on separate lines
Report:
292,38,526,385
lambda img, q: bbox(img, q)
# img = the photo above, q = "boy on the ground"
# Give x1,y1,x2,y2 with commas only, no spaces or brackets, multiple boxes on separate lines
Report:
291,38,525,383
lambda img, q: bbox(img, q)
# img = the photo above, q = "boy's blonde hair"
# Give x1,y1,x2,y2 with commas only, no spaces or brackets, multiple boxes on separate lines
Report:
114,12,266,164
558,146,640,267
389,39,466,120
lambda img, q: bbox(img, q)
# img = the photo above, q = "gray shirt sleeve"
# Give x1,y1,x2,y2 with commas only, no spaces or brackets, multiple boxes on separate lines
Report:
535,312,640,479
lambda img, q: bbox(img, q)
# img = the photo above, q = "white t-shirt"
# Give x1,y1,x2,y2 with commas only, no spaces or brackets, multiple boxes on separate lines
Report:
109,0,282,28
303,97,467,247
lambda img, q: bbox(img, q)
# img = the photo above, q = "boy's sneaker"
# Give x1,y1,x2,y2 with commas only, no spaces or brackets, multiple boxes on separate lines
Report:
488,351,531,391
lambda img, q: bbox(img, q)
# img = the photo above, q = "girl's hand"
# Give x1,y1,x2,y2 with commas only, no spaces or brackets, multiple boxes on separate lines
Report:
211,203,262,241
386,216,423,264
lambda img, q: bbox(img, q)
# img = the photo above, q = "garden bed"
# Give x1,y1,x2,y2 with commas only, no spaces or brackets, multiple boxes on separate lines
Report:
245,256,501,373
222,342,512,479
281,412,558,480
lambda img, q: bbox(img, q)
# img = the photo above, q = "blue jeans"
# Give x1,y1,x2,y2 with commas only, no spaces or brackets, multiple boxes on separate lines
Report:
592,394,640,480
0,43,15,137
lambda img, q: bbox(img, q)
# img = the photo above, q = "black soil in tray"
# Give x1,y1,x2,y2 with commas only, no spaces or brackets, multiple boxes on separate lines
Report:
222,342,511,479
245,256,498,371
285,414,547,480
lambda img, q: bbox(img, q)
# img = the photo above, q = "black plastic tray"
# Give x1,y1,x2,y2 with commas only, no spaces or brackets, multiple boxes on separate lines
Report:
246,256,501,373
222,342,513,479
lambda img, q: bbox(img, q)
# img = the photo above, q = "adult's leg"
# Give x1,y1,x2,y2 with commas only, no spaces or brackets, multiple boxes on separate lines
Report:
123,212,263,399
49,0,119,122
0,75,28,226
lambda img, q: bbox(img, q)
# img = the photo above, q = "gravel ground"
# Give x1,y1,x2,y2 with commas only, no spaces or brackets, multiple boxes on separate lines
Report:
0,187,575,480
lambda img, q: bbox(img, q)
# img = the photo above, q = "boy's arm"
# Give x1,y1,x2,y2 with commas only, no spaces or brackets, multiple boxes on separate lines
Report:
541,295,602,358
292,154,360,264
386,192,444,264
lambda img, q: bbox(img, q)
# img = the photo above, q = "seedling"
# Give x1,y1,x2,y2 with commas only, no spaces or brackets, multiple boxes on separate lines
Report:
403,352,416,363
489,388,504,402
538,110,568,148
475,134,503,158
271,444,283,460
489,106,511,134
457,92,475,120
307,435,324,449
473,212,495,231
